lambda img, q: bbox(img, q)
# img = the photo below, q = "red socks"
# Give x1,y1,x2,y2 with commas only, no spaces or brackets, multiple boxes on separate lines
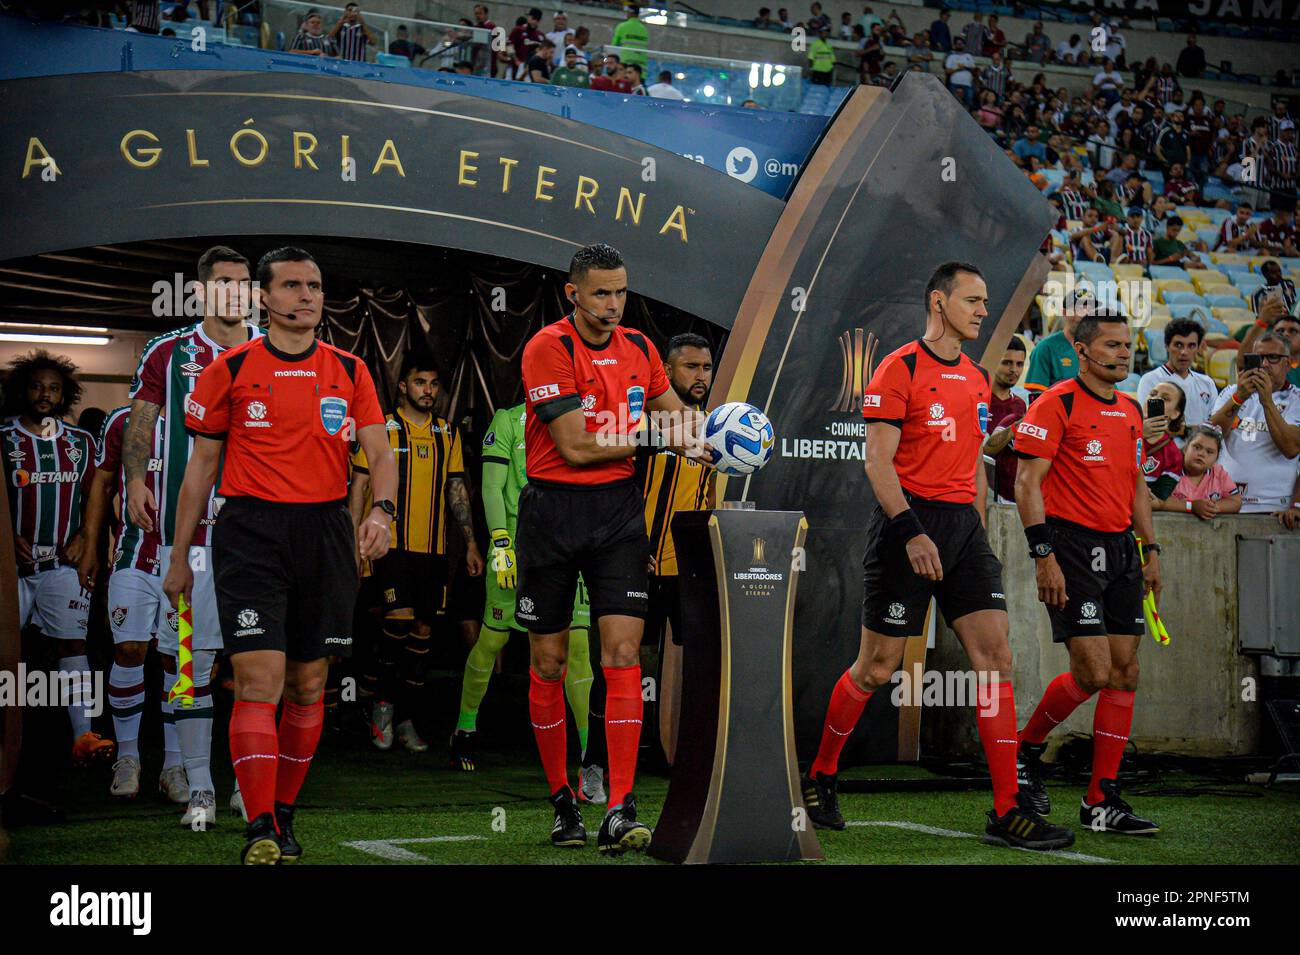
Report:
810,670,872,778
276,698,324,806
1019,672,1092,745
529,668,569,796
976,680,1020,817
1088,688,1135,805
603,665,643,808
229,700,278,824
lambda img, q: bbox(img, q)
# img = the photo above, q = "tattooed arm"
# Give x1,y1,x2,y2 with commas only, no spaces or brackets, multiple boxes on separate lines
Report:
123,399,161,533
447,476,484,576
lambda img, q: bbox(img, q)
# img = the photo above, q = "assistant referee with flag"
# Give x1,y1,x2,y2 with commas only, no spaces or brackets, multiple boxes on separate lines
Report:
164,247,396,865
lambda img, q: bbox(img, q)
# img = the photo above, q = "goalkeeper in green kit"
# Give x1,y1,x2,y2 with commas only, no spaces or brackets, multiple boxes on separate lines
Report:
451,403,597,795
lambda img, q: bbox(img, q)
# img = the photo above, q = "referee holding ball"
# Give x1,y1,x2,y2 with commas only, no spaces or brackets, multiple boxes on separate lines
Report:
517,243,707,855
164,247,396,865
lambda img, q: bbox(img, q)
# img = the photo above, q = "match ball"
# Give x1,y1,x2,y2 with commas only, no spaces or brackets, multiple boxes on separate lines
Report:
703,402,775,475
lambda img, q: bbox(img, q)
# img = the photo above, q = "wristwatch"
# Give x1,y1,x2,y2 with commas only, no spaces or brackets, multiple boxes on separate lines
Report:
373,499,397,519
1030,541,1054,559
1145,543,1162,556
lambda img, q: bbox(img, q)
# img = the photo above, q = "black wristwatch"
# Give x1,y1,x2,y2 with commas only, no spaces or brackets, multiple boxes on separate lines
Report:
1144,542,1162,556
1029,541,1054,560
373,499,397,519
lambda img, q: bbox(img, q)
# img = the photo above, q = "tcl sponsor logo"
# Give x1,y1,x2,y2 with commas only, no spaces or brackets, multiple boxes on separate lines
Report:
528,384,560,402
862,394,882,408
1016,422,1048,440
185,396,206,422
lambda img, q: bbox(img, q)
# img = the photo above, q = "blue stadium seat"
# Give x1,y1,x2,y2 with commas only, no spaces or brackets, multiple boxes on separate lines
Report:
1202,208,1230,223
1169,302,1213,322
1150,266,1191,282
376,53,411,68
1206,294,1245,310
1164,292,1207,306
1145,170,1165,192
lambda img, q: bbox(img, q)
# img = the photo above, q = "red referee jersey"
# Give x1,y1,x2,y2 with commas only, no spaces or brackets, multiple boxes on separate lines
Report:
1013,378,1143,532
521,315,670,486
184,337,384,503
862,340,991,504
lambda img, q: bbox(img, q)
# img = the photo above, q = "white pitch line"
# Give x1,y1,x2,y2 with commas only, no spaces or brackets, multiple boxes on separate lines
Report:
343,835,487,862
847,820,1113,863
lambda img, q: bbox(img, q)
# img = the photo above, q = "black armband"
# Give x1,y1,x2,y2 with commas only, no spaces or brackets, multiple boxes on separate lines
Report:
1024,522,1053,559
889,508,926,544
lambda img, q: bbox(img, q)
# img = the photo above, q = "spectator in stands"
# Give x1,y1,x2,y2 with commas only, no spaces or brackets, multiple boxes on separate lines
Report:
959,12,987,63
589,53,616,91
1139,318,1218,426
982,13,1005,57
883,10,906,45
1107,87,1137,127
975,89,1004,133
1239,294,1300,388
742,99,761,108
1012,123,1045,163
1120,170,1153,207
552,47,591,87
808,26,836,86
1266,99,1294,141
1071,208,1114,264
1088,118,1118,170
1150,64,1181,112
1256,201,1300,259
1163,161,1199,206
1252,261,1298,315
980,51,1011,104
1105,20,1126,69
1092,59,1124,109
838,11,853,40
1093,179,1126,221
806,2,831,34
944,36,975,107
1056,33,1085,66
1054,170,1090,220
859,24,883,80
754,7,773,29
1155,110,1190,173
545,11,570,66
1141,380,1189,500
1214,202,1259,252
471,4,498,77
873,61,899,88
570,27,591,69
859,4,882,34
1026,283,1092,395
907,32,934,72
1265,121,1298,198
125,0,161,35
289,10,337,56
330,3,376,62
1154,426,1241,518
1023,21,1050,65
778,8,793,31
981,336,1028,504
626,64,647,95
1113,206,1154,267
647,68,683,100
389,26,426,61
928,7,951,54
1175,34,1206,80
1152,216,1206,268
1185,94,1215,185
508,9,544,80
525,38,554,82
1210,332,1300,520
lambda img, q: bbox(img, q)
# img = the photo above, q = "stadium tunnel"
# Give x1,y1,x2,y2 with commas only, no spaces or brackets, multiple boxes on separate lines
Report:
1,19,1054,771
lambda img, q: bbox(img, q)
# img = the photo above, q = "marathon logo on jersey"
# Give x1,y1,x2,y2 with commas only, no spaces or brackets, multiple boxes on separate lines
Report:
528,383,560,403
111,606,128,629
1017,421,1048,441
324,636,352,647
319,396,348,436
11,469,80,487
627,385,646,425
185,395,206,422
591,358,618,366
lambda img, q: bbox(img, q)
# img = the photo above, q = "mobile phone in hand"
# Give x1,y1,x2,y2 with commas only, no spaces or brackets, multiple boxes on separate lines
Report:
1243,353,1263,372
1146,396,1165,418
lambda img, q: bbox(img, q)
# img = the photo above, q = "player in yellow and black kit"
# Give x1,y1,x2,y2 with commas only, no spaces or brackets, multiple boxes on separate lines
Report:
349,352,484,752
580,333,714,785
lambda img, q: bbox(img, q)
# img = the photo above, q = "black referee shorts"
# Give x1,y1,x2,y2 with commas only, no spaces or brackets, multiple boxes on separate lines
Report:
515,480,649,634
647,574,683,647
374,550,448,622
862,497,1006,635
1044,518,1144,643
213,497,358,662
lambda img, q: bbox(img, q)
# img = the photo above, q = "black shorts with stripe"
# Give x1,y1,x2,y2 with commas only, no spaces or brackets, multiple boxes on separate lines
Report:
1044,517,1144,642
861,497,1006,634
374,550,448,622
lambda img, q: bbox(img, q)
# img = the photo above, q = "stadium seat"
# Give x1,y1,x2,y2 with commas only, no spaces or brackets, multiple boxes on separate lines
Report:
1214,306,1255,325
1190,271,1228,293
1158,283,1198,301
376,53,412,68
1207,349,1237,388
1234,277,1265,299
1111,264,1144,281
1150,266,1191,282
1205,293,1244,309
1169,301,1213,321
1249,256,1280,272
1145,171,1165,193
1202,208,1231,223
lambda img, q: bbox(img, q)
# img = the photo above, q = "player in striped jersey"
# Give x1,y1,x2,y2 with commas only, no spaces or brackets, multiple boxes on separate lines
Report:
0,352,106,764
1114,206,1154,266
124,245,261,828
78,406,189,801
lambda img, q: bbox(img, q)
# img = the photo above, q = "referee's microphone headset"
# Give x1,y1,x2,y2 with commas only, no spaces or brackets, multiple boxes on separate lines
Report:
568,292,616,327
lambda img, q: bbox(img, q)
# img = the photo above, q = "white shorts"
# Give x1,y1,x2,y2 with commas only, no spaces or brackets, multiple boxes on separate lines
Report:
18,565,89,640
107,567,173,645
155,545,223,654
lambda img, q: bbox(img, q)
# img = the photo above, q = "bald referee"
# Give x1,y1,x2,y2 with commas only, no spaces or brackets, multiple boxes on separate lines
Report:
164,247,396,865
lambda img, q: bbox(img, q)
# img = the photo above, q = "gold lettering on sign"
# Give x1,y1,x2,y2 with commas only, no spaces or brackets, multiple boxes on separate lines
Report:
458,149,479,186
371,139,405,177
535,165,556,202
293,132,319,170
498,157,518,193
229,121,268,167
615,187,644,226
574,176,599,215
340,134,351,169
660,205,688,242
185,129,209,167
121,129,162,169
21,137,59,179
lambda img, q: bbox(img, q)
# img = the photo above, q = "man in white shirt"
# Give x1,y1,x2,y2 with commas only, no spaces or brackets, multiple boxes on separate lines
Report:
647,70,686,100
1209,333,1300,519
944,38,975,107
1138,318,1218,427
545,12,571,67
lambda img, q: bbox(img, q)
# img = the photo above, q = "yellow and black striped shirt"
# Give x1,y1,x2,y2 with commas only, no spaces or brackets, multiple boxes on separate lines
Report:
636,443,711,577
351,409,464,555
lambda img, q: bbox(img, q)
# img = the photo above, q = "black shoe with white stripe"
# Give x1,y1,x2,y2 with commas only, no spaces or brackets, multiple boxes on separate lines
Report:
1017,741,1051,816
983,792,1075,851
801,772,846,830
1080,778,1160,835
549,786,586,847
597,792,652,855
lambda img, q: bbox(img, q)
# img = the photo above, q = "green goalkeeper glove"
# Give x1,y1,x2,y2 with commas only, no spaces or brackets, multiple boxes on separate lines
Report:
489,529,516,590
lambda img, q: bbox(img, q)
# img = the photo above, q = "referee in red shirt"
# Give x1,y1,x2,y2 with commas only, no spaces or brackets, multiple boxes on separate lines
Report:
518,243,707,854
801,262,1074,851
1013,309,1162,835
164,248,396,865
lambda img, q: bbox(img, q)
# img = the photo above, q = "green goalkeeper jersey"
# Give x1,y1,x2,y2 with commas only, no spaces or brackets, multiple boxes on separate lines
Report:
481,403,527,536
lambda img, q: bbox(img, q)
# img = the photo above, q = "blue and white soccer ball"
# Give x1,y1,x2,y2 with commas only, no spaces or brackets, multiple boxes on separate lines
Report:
703,402,776,475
